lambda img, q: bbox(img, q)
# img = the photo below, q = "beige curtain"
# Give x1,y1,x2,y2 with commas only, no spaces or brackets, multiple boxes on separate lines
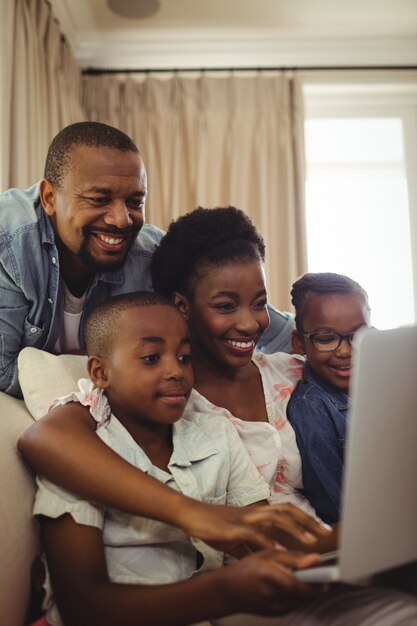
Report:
0,0,86,190
82,71,307,310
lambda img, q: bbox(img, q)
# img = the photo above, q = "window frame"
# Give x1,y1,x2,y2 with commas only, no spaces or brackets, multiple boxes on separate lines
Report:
301,71,417,322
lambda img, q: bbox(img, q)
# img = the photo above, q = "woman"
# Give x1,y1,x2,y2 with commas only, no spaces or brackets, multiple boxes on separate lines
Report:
150,206,315,514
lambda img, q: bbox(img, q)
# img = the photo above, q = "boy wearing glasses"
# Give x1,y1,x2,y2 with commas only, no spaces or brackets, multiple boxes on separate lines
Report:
287,273,371,524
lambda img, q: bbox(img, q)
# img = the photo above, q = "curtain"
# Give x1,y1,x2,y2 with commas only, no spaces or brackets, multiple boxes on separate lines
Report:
0,0,86,190
83,71,307,310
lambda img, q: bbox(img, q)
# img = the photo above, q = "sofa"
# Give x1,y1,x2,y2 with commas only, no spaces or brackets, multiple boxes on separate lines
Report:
0,349,89,626
0,390,39,626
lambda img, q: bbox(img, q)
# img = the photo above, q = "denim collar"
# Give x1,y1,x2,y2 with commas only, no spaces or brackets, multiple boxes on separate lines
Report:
37,196,56,246
303,362,350,410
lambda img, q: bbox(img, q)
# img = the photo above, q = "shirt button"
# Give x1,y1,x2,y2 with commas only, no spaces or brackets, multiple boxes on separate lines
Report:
51,257,57,264
179,478,189,487
30,327,38,334
48,298,53,305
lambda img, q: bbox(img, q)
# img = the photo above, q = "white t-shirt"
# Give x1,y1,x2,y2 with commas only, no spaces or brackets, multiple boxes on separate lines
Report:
53,282,86,353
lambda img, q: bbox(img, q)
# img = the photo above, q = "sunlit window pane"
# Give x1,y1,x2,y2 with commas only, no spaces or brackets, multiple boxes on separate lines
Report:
305,118,415,330
305,118,404,163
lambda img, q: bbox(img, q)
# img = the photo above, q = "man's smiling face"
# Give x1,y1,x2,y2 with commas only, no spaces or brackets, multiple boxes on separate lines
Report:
42,144,147,273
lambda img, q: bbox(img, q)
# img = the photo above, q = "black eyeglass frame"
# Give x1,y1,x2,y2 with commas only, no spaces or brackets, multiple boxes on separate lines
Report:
301,331,357,352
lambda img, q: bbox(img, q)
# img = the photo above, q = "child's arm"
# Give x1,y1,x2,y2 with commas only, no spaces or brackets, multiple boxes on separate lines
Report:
42,513,323,626
244,501,338,556
18,403,328,555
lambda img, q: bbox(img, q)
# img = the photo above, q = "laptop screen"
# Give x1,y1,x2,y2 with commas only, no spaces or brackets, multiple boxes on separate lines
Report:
339,325,417,580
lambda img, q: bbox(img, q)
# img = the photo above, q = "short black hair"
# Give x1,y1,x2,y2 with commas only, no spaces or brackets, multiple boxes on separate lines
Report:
291,272,370,331
44,121,140,189
151,206,265,299
85,291,173,357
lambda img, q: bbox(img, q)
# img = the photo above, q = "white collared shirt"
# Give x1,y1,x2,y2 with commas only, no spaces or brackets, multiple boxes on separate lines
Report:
34,380,270,625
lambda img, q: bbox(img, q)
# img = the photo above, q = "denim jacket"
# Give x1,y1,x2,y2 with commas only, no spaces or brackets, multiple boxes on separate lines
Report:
0,184,164,396
287,363,350,524
256,306,294,355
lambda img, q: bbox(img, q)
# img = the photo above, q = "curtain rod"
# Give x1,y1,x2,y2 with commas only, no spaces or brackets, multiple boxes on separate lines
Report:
82,65,417,75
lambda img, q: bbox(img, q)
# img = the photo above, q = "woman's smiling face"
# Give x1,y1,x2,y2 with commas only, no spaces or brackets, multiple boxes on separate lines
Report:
184,259,270,373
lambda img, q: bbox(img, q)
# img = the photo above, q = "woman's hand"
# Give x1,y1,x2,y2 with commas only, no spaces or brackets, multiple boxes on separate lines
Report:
180,500,332,558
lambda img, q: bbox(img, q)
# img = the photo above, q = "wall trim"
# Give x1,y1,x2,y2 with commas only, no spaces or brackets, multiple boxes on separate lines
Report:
74,30,417,70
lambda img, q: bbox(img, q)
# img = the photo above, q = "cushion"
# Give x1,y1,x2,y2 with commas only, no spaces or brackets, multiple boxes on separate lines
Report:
0,391,39,626
18,348,88,420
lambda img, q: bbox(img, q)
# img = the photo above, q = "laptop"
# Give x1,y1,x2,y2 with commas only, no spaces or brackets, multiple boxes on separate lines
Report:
295,324,417,583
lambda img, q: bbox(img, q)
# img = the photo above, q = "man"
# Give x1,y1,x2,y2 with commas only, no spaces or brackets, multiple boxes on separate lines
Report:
0,121,293,396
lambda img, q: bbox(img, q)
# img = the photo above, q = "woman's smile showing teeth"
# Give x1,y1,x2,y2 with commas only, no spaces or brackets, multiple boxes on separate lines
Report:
223,337,256,354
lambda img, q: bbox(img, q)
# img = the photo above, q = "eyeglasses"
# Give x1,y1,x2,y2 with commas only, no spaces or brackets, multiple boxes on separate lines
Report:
302,331,358,352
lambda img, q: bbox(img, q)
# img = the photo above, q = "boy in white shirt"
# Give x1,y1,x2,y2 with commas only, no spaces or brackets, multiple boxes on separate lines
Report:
33,291,326,626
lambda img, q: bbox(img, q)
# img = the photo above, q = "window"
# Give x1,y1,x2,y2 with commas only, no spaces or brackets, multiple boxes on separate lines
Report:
303,75,417,330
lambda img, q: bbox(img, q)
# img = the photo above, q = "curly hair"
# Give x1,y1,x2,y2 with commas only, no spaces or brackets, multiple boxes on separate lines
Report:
85,291,173,357
151,206,265,299
44,121,139,190
291,272,370,331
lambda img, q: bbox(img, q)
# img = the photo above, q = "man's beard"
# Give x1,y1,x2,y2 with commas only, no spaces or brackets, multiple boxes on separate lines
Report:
78,227,136,273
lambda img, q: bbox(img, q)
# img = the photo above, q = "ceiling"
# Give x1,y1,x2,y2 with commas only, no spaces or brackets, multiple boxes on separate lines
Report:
50,0,417,71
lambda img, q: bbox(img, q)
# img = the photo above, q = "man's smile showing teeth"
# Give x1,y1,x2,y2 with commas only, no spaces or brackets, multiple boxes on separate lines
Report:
96,233,125,245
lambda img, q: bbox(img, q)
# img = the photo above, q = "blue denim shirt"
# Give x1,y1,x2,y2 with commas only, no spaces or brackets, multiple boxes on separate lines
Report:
287,363,350,524
256,306,294,354
0,184,164,396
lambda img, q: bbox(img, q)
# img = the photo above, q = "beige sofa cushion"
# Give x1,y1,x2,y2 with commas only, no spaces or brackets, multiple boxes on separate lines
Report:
18,348,88,420
0,350,86,625
0,392,39,626
3,349,87,624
